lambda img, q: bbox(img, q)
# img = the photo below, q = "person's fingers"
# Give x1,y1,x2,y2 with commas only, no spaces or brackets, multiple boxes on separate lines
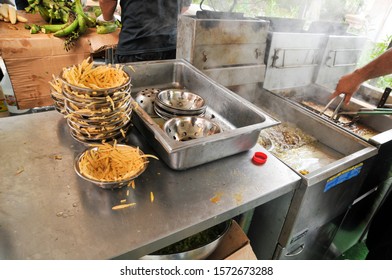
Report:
331,90,340,99
97,14,115,23
344,93,352,105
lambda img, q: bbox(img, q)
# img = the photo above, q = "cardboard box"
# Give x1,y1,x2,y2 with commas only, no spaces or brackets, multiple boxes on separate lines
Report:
208,220,257,260
0,12,119,109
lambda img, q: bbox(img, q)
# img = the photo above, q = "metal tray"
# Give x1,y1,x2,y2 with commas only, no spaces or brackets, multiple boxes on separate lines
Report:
244,87,377,178
126,59,279,170
271,84,392,141
243,87,377,260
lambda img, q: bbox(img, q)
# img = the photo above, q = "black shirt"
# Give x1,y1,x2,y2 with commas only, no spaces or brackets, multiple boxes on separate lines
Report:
15,0,29,10
117,0,181,56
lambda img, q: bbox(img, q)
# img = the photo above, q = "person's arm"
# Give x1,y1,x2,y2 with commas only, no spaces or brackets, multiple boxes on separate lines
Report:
99,0,118,21
332,47,392,105
180,0,191,14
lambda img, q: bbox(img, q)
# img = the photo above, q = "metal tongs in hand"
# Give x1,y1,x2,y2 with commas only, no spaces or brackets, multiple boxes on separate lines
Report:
320,93,346,122
338,87,392,117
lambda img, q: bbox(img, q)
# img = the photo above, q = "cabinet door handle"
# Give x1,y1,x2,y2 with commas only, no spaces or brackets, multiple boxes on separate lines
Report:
285,244,305,257
255,48,263,59
202,51,208,62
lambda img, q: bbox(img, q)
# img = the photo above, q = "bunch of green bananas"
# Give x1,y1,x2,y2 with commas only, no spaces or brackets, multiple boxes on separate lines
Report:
26,0,73,24
26,0,99,50
26,0,119,51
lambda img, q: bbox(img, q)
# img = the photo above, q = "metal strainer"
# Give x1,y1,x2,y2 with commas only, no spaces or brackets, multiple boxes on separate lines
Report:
135,88,161,116
164,116,221,141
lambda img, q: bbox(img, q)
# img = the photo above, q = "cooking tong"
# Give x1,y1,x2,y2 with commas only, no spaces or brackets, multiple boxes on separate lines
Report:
321,88,392,123
338,108,392,115
338,87,392,116
319,93,346,121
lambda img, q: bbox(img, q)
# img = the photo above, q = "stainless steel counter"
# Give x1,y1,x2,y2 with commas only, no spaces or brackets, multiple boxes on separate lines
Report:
0,111,301,260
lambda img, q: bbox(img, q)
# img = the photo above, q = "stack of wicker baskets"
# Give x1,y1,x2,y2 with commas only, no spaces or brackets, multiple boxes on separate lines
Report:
50,60,133,144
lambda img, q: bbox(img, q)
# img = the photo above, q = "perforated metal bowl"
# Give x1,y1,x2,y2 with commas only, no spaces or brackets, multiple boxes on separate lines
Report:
163,116,221,141
134,88,161,116
156,89,206,113
154,102,205,120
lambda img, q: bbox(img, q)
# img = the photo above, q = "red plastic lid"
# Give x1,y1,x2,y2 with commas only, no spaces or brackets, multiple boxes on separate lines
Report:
252,152,268,165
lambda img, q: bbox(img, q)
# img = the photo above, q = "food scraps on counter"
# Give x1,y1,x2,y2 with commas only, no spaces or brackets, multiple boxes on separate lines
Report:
210,192,223,204
150,192,154,203
112,203,136,211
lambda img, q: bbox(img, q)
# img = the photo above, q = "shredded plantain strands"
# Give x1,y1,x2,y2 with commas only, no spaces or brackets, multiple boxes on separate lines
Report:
78,143,157,182
49,75,63,94
62,58,129,89
112,203,136,210
150,191,154,203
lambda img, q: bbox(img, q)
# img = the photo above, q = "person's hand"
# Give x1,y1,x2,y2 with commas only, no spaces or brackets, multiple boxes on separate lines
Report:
331,70,364,105
96,14,121,23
